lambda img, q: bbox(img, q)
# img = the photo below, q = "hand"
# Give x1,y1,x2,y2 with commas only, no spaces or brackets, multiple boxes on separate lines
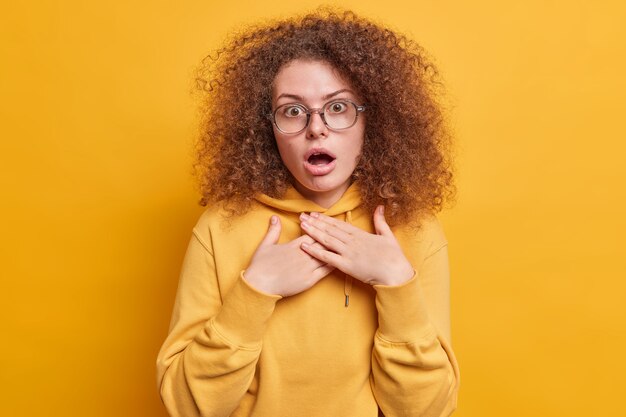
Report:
243,215,335,297
299,206,415,286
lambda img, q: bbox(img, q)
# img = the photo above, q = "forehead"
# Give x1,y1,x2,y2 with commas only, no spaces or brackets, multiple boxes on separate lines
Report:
271,59,356,102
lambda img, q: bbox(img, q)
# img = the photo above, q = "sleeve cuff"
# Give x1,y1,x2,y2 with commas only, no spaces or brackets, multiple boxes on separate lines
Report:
373,272,436,343
211,271,282,348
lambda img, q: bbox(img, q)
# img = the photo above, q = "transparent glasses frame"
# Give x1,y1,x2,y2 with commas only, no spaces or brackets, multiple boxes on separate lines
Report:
269,99,367,134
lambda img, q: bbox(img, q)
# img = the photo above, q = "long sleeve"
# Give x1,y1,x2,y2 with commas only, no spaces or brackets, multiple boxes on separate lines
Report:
156,228,281,417
370,242,460,417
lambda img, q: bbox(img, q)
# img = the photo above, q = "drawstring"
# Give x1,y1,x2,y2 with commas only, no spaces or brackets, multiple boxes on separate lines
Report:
344,210,354,307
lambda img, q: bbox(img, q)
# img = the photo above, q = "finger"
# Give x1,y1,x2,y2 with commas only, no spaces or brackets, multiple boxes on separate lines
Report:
300,213,352,242
308,241,337,261
309,240,329,251
310,263,336,282
300,240,344,269
299,240,329,265
260,215,282,246
293,236,332,258
300,218,345,253
293,234,316,245
373,205,393,236
307,212,360,235
294,235,327,252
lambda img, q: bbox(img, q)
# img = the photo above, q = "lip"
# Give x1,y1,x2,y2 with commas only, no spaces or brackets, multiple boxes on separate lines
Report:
303,147,337,176
304,147,337,161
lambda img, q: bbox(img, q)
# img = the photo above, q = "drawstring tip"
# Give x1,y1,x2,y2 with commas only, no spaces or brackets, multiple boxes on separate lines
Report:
344,295,350,307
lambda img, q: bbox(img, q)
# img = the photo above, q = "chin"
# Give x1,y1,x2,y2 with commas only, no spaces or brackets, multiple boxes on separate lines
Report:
304,175,350,193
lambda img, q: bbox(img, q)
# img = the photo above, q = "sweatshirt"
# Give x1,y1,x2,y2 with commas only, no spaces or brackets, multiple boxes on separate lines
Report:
156,182,460,417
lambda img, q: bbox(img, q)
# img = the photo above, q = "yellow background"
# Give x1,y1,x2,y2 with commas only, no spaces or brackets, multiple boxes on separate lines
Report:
1,1,624,416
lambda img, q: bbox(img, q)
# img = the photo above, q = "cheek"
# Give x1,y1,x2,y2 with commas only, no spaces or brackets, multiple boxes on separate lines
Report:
350,129,366,158
272,130,287,156
274,137,299,167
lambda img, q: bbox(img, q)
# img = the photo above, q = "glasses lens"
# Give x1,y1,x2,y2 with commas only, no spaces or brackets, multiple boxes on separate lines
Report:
324,101,357,129
274,104,308,133
273,101,359,133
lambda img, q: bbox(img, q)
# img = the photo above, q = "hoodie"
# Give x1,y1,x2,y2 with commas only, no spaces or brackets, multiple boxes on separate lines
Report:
156,183,460,417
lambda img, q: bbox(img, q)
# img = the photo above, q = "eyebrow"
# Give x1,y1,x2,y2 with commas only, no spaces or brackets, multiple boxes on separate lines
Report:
276,88,355,102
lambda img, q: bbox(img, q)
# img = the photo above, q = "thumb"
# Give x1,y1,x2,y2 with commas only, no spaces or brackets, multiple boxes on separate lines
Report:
260,215,282,246
373,205,392,236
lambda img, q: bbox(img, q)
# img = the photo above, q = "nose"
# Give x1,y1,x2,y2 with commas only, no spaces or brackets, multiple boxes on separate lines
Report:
306,110,329,139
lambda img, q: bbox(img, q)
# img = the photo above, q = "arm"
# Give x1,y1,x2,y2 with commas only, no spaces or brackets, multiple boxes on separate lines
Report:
155,228,281,417
370,243,460,417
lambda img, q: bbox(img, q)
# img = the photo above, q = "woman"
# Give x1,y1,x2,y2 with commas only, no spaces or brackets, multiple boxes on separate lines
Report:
156,7,460,417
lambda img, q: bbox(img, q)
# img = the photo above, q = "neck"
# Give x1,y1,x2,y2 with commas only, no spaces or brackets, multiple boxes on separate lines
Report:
294,182,350,209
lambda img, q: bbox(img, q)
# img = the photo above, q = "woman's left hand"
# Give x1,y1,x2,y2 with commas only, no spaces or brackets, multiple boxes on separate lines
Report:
299,205,415,286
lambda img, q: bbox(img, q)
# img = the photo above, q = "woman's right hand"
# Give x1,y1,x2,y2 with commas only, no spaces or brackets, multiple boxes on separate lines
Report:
243,215,335,297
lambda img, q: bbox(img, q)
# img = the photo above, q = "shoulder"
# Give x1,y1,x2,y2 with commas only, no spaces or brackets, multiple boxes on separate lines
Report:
193,204,223,232
189,204,229,252
417,213,448,256
190,201,273,250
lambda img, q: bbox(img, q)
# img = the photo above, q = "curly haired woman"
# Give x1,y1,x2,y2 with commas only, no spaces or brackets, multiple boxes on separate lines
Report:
156,7,460,417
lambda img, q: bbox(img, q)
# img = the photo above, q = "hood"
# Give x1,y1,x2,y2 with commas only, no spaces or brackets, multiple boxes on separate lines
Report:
254,181,362,217
254,182,361,307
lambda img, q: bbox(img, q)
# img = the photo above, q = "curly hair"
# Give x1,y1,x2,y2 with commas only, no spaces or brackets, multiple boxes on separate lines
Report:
192,6,456,226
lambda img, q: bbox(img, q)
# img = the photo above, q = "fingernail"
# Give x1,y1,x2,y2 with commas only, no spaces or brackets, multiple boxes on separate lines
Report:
301,221,309,229
270,215,277,224
301,242,309,249
300,212,309,221
379,206,384,215
310,212,320,218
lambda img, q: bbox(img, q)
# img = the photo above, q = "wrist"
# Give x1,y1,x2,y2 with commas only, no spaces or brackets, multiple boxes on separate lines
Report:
374,262,415,286
242,269,278,296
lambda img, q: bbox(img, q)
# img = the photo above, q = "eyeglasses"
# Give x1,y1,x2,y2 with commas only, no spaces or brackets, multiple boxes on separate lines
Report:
269,99,366,134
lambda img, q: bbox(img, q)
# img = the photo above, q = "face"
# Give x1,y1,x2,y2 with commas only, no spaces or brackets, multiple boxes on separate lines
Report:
271,59,366,208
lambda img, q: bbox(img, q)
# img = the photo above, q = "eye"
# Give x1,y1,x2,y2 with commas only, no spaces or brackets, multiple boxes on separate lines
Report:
282,105,305,117
328,101,348,113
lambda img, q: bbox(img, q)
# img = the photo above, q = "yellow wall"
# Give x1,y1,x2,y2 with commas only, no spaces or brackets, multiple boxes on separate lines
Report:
1,1,624,416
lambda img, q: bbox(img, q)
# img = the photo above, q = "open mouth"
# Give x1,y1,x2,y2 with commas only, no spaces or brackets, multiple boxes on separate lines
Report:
307,152,336,166
304,148,337,175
